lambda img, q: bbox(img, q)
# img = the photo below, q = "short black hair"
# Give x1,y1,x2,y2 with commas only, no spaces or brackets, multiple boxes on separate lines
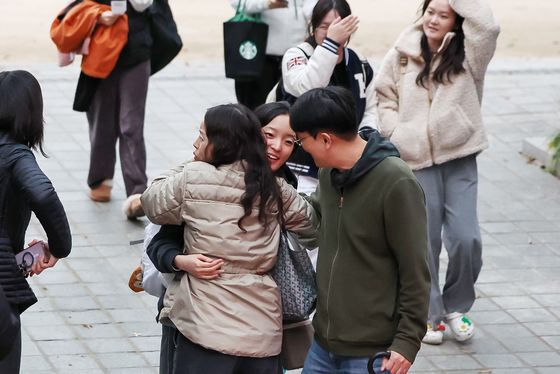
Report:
0,70,46,156
290,86,358,141
254,101,290,128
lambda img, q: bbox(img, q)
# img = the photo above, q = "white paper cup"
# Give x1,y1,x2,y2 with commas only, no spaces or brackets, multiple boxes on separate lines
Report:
111,0,127,15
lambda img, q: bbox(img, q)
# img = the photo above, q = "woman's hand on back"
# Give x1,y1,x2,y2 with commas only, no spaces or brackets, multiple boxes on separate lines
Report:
326,15,359,45
174,254,224,280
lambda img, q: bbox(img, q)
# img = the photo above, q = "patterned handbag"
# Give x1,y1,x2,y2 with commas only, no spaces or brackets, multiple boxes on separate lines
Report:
271,232,317,322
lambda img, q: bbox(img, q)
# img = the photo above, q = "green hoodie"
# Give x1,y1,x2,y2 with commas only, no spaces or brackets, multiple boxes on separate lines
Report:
310,130,430,363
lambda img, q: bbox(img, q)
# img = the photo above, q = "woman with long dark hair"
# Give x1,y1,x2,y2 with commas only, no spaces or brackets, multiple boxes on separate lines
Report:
0,70,72,372
141,103,317,373
270,0,376,193
375,0,499,345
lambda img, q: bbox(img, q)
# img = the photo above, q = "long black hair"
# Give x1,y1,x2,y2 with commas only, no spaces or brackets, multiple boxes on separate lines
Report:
307,0,352,47
254,101,298,189
416,0,466,88
204,104,284,231
0,70,46,156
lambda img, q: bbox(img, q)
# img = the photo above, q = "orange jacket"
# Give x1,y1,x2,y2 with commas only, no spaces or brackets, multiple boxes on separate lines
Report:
51,0,129,78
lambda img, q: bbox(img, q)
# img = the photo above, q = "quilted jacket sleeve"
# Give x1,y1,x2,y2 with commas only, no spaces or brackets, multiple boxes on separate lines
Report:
141,165,187,225
10,147,72,259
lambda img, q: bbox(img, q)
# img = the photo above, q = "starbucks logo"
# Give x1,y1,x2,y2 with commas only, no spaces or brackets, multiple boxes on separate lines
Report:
239,41,258,60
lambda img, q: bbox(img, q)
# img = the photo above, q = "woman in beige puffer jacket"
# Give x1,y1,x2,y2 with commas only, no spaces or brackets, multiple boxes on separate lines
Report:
141,104,318,373
375,0,499,346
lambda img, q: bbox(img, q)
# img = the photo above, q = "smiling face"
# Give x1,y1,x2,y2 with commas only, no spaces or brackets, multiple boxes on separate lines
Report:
262,114,296,172
193,122,213,162
422,0,457,50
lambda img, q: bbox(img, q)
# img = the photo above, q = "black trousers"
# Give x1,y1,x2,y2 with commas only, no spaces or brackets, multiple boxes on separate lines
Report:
172,332,281,374
160,324,176,374
234,55,282,110
0,306,21,374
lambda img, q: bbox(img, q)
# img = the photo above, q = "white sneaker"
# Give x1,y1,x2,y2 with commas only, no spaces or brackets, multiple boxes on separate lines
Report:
422,323,444,345
445,313,474,342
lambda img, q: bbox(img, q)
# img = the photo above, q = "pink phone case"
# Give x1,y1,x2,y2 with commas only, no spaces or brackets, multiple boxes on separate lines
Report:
15,242,46,272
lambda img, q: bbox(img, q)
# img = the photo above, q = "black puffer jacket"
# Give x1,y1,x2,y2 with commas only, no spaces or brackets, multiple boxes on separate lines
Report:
0,132,72,312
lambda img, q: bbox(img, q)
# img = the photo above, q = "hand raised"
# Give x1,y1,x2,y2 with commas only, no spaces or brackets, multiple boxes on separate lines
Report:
326,15,359,45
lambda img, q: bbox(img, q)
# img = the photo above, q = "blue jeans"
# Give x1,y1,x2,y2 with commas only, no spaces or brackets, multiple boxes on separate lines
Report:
302,339,371,374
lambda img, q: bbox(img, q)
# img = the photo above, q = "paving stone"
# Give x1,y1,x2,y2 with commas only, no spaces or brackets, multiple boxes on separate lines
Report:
542,336,560,350
472,310,517,324
430,355,482,370
499,337,554,353
518,352,560,367
96,352,148,369
473,353,526,368
492,296,542,309
532,294,560,308
85,338,136,354
49,353,102,370
36,340,89,355
509,308,558,323
524,322,560,336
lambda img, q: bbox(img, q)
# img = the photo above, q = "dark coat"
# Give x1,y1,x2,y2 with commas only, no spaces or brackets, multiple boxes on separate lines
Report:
0,132,72,312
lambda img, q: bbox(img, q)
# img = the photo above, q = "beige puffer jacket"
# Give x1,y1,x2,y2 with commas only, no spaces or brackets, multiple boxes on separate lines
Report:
375,0,500,170
140,160,318,357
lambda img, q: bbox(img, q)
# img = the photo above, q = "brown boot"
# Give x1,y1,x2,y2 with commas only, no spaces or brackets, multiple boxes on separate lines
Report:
88,180,112,202
123,194,145,219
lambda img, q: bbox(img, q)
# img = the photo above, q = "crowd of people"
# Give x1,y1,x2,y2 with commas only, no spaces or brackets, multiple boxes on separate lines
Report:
0,0,499,372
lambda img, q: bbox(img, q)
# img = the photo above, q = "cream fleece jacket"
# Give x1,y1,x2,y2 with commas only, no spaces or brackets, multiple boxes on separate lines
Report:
375,0,500,170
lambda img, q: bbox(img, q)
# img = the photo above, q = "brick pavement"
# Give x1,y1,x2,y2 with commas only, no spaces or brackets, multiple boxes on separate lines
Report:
2,60,560,373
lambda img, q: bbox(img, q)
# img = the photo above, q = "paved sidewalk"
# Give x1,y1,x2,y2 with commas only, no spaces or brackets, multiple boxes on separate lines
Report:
3,60,560,373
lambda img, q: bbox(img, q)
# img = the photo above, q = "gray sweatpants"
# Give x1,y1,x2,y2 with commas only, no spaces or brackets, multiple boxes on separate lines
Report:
414,155,482,324
86,60,150,197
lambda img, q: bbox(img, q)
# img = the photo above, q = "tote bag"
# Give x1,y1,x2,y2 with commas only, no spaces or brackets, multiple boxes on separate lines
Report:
149,0,183,75
223,0,268,80
271,232,317,322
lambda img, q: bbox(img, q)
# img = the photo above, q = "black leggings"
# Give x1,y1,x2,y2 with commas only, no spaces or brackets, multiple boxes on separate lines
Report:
0,306,21,373
172,332,281,374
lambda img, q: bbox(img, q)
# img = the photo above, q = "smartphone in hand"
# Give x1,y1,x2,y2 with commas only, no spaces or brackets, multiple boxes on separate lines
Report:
15,242,47,276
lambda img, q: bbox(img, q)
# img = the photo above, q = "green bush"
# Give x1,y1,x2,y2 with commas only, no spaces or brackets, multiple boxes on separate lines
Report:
549,132,560,176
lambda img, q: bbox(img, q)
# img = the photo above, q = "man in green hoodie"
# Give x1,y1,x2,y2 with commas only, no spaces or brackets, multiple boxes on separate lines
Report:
290,87,430,374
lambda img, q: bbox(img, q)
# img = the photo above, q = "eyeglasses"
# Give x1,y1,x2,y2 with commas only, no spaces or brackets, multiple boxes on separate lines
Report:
295,135,311,147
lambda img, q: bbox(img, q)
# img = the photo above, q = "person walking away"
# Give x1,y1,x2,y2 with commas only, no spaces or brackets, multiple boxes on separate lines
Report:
85,0,153,219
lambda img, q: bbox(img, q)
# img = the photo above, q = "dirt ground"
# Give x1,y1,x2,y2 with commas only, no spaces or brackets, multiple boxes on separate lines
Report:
1,0,559,65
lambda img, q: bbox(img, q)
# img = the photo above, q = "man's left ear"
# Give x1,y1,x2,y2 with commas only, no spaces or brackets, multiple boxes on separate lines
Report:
320,132,332,148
